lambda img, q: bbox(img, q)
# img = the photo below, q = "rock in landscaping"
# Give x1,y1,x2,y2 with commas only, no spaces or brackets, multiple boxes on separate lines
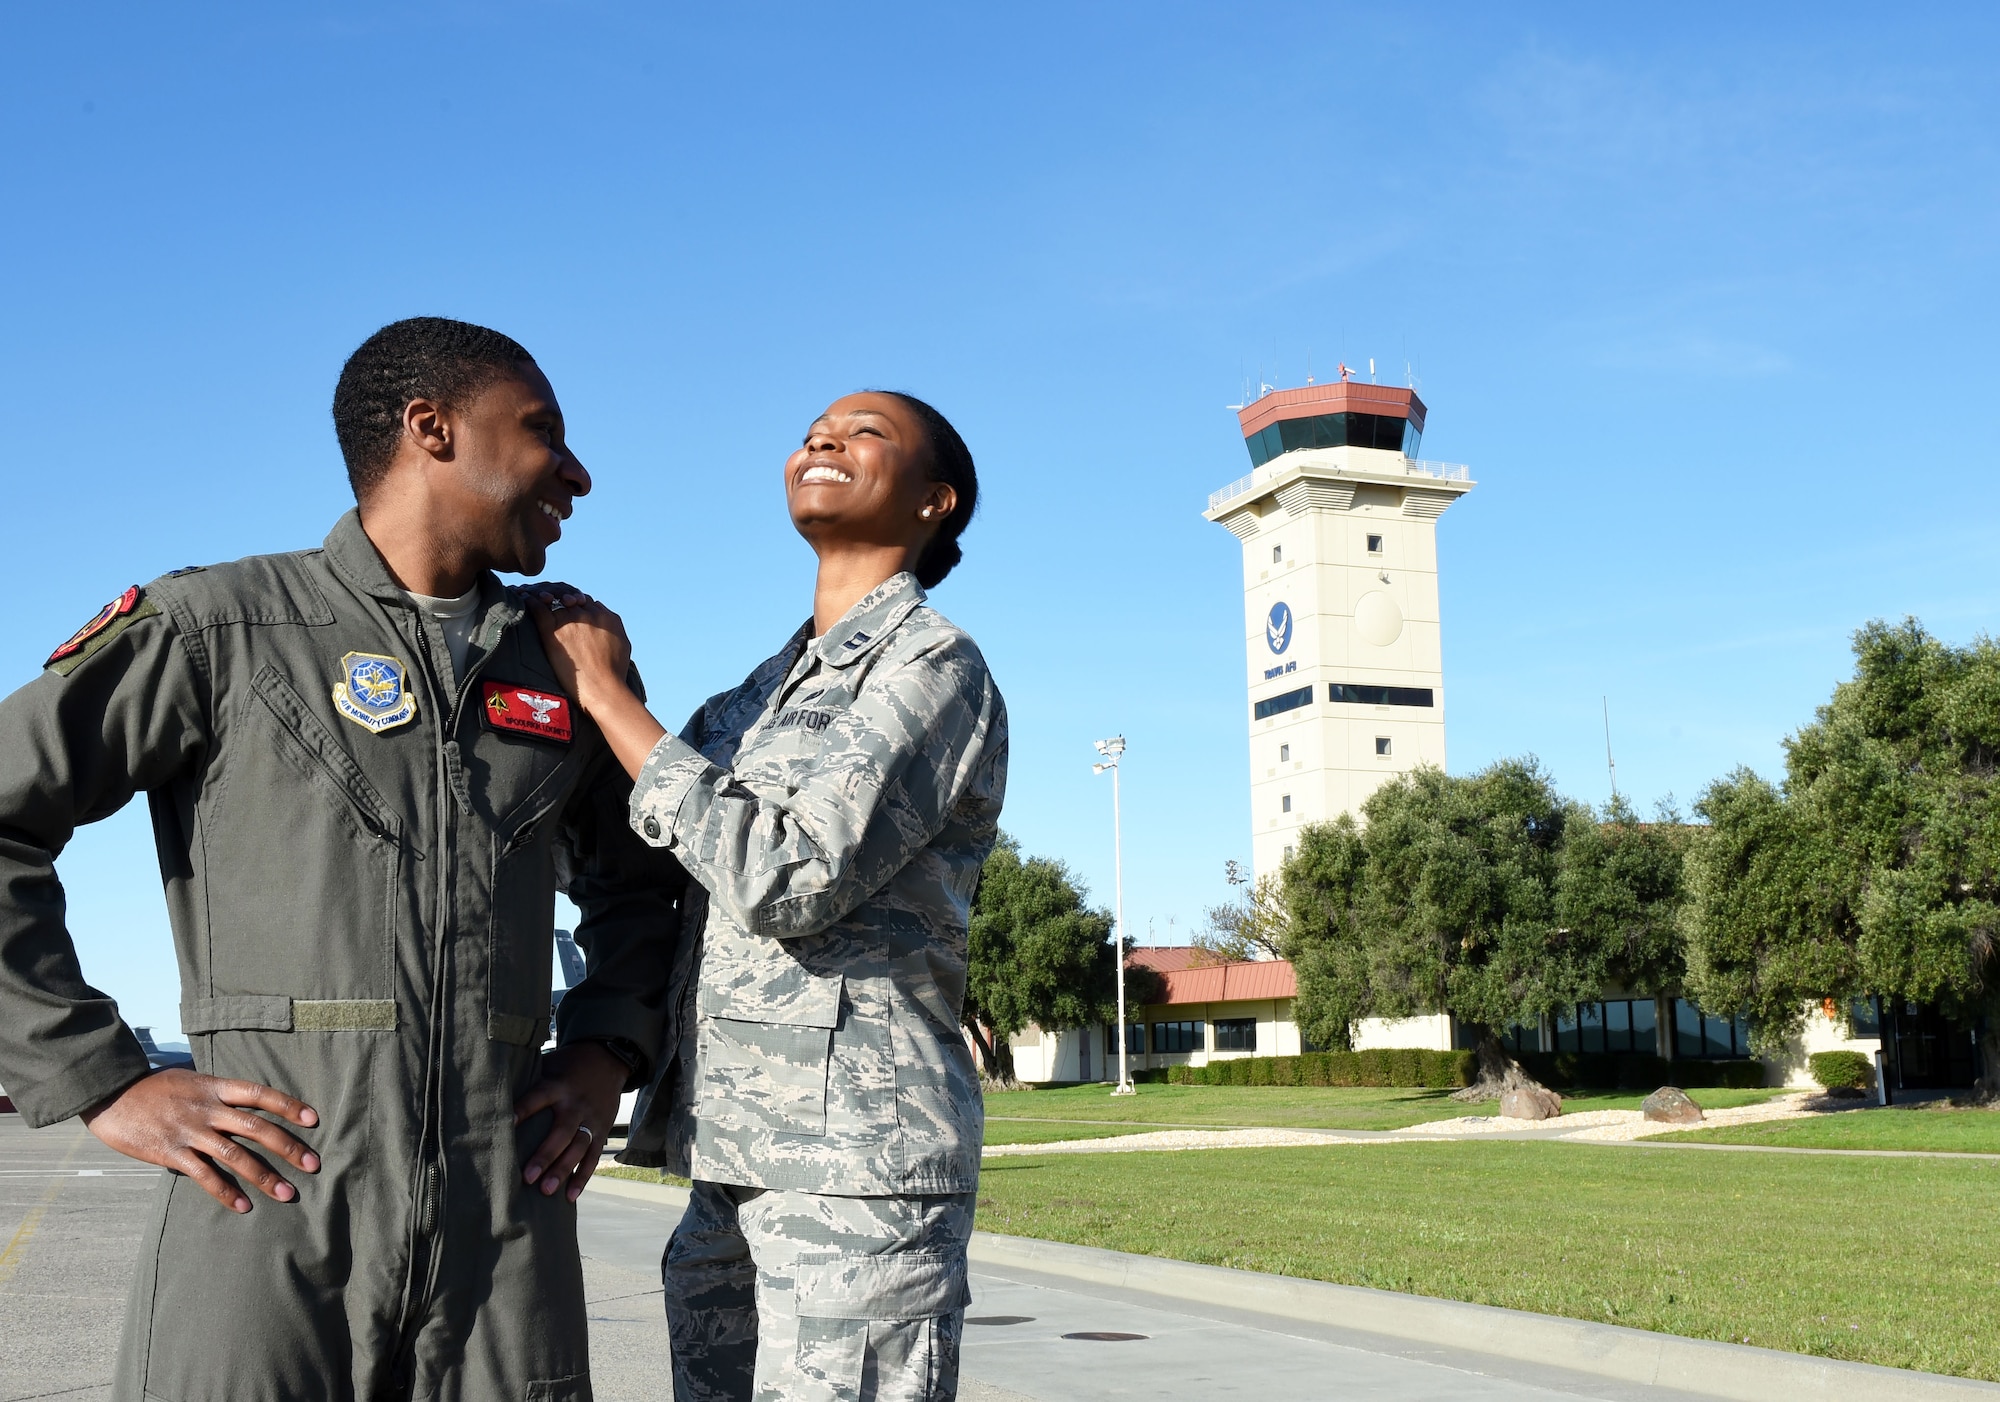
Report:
1500,1085,1563,1121
1641,1087,1704,1124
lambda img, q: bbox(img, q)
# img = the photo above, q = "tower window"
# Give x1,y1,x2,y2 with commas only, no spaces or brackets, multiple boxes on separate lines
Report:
1367,534,1384,554
1272,544,1283,563
1279,744,1290,762
1330,683,1433,707
1253,685,1314,721
1281,794,1292,813
1283,845,1294,862
1375,737,1392,756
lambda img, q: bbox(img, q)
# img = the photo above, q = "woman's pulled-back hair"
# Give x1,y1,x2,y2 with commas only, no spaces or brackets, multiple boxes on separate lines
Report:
881,391,978,588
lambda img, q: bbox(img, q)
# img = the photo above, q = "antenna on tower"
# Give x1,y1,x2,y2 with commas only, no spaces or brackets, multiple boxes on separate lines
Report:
1603,696,1619,802
1369,357,1376,383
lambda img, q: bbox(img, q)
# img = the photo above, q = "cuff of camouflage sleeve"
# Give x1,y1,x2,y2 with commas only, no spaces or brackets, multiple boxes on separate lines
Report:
12,1039,155,1130
629,733,718,848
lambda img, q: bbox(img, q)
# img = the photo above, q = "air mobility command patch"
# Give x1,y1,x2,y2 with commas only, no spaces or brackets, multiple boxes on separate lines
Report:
332,651,418,733
46,585,160,676
481,680,573,743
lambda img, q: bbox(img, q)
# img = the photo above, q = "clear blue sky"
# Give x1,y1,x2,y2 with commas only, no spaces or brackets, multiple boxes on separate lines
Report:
6,5,1997,1038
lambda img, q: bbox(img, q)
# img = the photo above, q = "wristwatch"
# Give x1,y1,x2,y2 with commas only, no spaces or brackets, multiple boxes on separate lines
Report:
586,1036,648,1086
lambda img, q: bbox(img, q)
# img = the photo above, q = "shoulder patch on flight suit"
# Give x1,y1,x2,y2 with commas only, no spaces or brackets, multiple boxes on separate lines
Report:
45,586,159,675
482,680,573,743
332,651,419,733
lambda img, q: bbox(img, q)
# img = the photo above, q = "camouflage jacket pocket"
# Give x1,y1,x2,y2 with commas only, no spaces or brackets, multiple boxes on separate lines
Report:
702,1017,833,1136
698,962,844,1028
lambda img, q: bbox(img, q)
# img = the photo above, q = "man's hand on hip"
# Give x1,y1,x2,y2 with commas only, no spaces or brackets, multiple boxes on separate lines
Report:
82,1069,321,1213
514,1041,628,1202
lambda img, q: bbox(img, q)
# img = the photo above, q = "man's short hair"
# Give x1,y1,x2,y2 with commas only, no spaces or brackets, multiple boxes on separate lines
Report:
332,317,534,497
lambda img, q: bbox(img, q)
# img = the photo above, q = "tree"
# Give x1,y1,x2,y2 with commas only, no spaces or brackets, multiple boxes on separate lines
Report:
962,834,1120,1082
1195,871,1287,964
1279,815,1369,1051
1683,619,2000,1087
1283,760,1651,1096
1556,794,1690,998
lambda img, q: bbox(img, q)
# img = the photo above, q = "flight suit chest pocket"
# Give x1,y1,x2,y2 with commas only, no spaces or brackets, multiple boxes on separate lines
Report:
201,667,405,1002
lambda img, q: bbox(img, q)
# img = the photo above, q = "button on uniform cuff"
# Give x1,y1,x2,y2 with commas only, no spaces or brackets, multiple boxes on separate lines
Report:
628,732,714,847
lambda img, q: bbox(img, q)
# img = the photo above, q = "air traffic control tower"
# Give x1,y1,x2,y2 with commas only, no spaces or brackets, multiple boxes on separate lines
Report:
1203,379,1474,876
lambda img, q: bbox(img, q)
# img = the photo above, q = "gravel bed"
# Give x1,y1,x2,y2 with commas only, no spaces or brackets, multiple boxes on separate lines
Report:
977,1092,1854,1157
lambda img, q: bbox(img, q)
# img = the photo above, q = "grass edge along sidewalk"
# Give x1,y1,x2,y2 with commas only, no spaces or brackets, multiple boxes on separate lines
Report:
583,1173,2000,1401
973,1139,2000,1383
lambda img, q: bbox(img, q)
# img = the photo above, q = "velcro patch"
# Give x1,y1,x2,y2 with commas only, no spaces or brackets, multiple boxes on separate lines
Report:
482,680,574,743
46,586,159,675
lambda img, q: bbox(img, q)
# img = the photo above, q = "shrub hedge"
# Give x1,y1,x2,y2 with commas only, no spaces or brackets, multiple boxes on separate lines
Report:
1808,1049,1875,1091
1167,1049,1476,1088
1163,1049,1766,1091
1515,1050,1767,1090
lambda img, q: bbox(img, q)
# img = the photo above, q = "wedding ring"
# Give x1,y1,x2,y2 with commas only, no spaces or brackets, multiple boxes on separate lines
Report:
575,1125,592,1143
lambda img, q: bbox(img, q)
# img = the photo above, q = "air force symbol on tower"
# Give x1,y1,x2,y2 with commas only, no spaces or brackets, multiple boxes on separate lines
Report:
1266,602,1294,655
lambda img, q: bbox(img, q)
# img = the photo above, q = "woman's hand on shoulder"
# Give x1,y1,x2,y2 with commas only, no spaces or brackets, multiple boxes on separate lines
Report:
525,585,670,780
525,586,633,713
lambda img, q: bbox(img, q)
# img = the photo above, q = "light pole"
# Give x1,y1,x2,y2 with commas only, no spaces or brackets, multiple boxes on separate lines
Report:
1092,736,1134,1095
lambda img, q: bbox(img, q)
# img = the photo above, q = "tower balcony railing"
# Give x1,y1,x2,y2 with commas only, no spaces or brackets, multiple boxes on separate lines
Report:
1207,455,1472,513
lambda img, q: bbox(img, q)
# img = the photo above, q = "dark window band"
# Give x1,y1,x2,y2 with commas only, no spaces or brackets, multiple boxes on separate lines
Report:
1253,685,1315,720
1244,411,1419,468
1328,683,1433,707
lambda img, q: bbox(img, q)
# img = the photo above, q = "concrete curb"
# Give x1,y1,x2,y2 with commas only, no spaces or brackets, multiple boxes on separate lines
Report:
966,1233,2000,1402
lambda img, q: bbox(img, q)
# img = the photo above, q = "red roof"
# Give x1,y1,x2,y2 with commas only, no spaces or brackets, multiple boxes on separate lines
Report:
1126,947,1297,1006
1125,946,1210,973
1235,381,1427,438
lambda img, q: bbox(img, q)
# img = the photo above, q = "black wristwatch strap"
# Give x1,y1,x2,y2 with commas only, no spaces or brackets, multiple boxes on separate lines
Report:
590,1037,644,1072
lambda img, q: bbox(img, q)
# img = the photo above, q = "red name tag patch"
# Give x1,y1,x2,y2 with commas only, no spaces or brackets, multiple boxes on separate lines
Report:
481,681,574,743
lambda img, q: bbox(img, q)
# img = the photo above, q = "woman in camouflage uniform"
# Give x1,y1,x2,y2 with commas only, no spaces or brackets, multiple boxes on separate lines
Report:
530,391,1006,1401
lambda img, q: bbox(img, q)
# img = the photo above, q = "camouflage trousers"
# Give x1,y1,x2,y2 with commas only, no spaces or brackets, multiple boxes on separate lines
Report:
663,1180,973,1402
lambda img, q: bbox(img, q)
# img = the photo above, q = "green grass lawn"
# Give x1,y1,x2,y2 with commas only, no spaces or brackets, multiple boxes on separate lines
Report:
984,1083,1491,1131
1657,1106,2000,1154
983,1119,1158,1145
1553,1087,1790,1114
596,1164,692,1187
973,1140,2000,1380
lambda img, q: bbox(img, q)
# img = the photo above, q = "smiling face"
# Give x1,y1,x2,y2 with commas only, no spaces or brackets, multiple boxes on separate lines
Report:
433,363,590,578
785,393,955,563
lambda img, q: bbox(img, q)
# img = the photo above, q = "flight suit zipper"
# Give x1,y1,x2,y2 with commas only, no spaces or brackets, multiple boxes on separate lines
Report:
391,605,509,1378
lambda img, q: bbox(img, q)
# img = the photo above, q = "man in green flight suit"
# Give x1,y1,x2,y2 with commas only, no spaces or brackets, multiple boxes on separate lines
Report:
0,317,686,1401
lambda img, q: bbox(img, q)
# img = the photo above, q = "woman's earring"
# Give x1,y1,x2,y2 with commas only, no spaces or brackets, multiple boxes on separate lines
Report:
921,508,934,519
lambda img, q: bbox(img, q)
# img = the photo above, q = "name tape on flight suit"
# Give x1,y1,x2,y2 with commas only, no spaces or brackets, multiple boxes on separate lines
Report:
481,681,573,743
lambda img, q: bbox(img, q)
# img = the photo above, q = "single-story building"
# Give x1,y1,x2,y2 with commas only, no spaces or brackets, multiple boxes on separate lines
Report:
1005,947,1977,1093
